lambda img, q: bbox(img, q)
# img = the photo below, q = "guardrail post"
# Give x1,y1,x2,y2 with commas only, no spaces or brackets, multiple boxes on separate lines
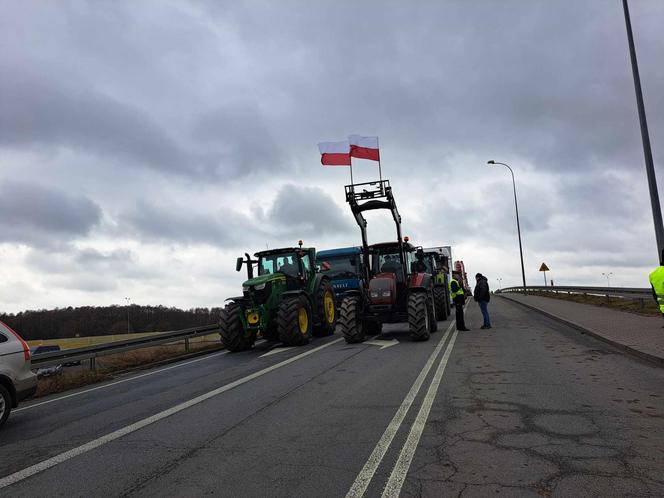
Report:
185,338,190,352
89,357,96,371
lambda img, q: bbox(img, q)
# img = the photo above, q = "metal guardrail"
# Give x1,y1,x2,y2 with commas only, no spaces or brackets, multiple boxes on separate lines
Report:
497,285,652,301
30,324,221,369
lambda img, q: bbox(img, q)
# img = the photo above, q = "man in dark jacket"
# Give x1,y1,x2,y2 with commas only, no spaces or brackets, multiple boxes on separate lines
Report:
473,273,491,329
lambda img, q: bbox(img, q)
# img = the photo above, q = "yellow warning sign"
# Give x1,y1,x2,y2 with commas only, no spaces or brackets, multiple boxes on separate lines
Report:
539,263,550,272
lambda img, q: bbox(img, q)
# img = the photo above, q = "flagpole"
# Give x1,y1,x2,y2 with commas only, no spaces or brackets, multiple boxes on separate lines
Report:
350,154,354,185
377,136,383,193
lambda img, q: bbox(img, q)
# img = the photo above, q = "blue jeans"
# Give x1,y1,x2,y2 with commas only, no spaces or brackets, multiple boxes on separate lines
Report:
479,301,491,327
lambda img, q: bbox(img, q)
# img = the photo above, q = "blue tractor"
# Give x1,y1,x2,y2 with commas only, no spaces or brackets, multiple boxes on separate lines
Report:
315,247,363,304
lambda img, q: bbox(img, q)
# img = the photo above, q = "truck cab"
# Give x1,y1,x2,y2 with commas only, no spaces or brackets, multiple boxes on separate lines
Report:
315,247,363,303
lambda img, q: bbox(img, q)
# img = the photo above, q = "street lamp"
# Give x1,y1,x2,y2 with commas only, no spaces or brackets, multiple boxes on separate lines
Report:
602,272,613,287
622,0,664,262
124,297,131,334
497,277,503,290
488,160,527,294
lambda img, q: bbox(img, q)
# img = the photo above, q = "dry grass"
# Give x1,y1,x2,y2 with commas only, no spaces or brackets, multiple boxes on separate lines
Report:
526,291,660,317
34,339,223,398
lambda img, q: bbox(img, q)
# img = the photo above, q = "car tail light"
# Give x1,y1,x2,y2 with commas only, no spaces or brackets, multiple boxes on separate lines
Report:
6,324,31,361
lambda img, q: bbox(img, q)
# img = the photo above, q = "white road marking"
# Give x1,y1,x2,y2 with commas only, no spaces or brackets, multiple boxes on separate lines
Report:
364,339,399,350
345,322,455,498
381,329,459,498
259,346,295,358
0,337,344,489
16,339,265,413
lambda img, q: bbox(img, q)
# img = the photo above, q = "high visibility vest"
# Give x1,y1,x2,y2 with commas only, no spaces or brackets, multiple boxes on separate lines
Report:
449,278,464,299
649,266,664,313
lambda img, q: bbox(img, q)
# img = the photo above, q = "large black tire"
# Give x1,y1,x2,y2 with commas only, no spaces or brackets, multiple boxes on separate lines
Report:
428,292,438,333
0,384,11,429
339,296,365,343
433,286,448,320
313,279,337,337
220,303,255,352
277,295,312,346
408,292,430,341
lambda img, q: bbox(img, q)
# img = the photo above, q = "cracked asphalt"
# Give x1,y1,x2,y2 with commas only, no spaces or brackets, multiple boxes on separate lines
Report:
1,298,663,497
400,298,664,497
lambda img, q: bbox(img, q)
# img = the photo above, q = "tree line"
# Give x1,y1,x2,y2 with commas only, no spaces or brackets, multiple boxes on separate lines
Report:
1,305,222,341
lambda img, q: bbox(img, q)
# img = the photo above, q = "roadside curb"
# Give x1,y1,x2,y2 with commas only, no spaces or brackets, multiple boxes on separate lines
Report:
497,294,664,367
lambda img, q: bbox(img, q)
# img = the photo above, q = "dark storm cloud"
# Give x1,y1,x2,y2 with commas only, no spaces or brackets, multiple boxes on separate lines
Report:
0,69,197,176
0,181,101,246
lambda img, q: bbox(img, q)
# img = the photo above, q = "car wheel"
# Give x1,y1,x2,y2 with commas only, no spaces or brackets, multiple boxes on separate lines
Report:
0,384,11,429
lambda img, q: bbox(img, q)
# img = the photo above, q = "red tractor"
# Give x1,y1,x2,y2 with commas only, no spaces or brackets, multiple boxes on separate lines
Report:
338,180,437,343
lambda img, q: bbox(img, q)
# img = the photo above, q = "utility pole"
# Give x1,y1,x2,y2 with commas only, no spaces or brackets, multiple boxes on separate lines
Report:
623,0,664,262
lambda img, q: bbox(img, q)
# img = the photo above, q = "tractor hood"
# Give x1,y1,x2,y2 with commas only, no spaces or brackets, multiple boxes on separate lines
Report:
243,273,286,288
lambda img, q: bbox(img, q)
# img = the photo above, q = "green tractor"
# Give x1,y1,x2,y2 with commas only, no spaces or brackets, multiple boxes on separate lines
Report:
220,243,337,352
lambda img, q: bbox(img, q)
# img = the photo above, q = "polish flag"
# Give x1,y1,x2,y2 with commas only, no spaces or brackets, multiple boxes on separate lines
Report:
349,135,380,161
318,141,351,166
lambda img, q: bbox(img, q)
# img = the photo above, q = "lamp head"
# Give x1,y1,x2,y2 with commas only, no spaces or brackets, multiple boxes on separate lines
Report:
487,160,495,164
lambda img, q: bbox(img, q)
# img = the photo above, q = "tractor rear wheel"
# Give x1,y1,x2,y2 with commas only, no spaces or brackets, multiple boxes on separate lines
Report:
433,286,448,320
313,280,337,337
220,303,255,351
428,292,438,333
339,296,365,343
277,295,312,346
408,292,430,341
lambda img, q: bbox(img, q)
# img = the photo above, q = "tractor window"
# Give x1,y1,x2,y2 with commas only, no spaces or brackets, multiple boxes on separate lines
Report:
378,252,401,275
301,253,312,272
321,256,358,280
258,257,275,275
277,254,298,277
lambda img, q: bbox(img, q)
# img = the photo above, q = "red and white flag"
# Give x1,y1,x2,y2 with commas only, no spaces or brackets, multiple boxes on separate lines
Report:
318,141,351,166
349,135,380,161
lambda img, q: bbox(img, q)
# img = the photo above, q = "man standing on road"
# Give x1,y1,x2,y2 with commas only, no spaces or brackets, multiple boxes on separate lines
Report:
649,253,664,323
450,272,469,331
473,273,492,329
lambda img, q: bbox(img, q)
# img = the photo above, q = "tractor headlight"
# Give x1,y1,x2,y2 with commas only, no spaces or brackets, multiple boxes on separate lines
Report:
242,285,249,292
254,283,266,290
381,291,391,297
370,291,379,298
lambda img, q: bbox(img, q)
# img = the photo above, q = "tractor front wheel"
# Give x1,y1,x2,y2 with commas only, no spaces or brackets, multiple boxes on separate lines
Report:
220,303,255,352
313,280,337,337
408,292,431,341
433,286,448,320
339,296,365,343
277,295,312,346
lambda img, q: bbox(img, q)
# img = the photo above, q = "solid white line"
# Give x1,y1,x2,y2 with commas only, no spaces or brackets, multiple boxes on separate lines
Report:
16,339,267,413
0,337,343,489
381,329,459,498
345,322,455,498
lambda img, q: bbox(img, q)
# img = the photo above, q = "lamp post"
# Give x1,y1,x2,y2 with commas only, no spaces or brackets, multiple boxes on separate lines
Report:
497,277,503,291
602,272,613,287
622,0,664,262
488,160,527,294
124,297,131,334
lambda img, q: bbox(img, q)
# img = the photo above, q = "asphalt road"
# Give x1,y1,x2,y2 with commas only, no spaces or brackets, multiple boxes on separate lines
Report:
1,298,663,497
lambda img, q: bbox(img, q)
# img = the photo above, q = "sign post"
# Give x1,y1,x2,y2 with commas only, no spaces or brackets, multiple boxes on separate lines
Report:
539,263,550,286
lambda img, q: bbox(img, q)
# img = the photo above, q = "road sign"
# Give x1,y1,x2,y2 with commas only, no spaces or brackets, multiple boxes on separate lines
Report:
539,263,550,272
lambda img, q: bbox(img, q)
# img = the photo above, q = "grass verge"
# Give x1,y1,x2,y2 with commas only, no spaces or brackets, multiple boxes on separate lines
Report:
524,291,659,317
35,340,223,398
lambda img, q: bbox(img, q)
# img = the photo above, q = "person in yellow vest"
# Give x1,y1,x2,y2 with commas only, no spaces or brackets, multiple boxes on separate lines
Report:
649,256,664,322
450,271,469,331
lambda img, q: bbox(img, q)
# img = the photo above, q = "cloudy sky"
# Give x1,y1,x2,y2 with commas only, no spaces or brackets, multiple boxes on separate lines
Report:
1,0,663,313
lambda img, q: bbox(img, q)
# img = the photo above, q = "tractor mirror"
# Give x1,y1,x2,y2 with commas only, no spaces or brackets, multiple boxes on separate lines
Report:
236,257,243,272
320,261,331,272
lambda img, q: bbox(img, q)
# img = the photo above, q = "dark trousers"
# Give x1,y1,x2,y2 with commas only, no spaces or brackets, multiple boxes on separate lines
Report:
479,300,491,327
454,299,466,330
